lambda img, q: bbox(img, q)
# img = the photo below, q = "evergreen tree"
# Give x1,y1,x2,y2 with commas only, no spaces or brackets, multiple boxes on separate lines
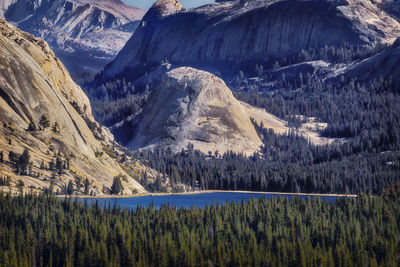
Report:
16,149,30,175
111,176,124,195
67,180,74,195
84,178,90,195
52,122,59,133
39,114,50,129
27,121,37,131
55,157,64,175
8,151,17,163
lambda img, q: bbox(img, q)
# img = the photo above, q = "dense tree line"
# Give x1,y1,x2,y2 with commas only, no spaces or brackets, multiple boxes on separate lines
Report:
0,189,399,266
133,74,400,194
84,78,149,126
135,145,399,194
236,75,400,146
271,43,389,68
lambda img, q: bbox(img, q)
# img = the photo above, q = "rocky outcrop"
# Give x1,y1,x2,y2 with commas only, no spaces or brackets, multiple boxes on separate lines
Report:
122,67,263,155
103,0,400,79
0,19,146,194
0,0,145,75
142,0,183,21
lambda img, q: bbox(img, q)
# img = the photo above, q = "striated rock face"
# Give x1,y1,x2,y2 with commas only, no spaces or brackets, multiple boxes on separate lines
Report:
0,19,146,194
124,67,263,155
0,0,145,75
103,0,400,79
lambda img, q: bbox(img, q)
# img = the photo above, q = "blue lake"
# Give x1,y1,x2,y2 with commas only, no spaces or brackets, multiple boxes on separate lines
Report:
81,192,343,210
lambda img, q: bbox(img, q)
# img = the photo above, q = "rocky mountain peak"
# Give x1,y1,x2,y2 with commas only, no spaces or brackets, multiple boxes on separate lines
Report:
103,0,400,80
124,67,262,155
143,0,183,21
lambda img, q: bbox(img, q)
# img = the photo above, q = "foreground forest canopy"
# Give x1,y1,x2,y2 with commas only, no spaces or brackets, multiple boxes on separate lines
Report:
0,186,399,266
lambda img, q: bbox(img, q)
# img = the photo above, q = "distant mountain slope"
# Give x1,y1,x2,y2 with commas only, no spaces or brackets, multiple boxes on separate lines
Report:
0,19,146,195
331,39,400,87
0,0,145,75
102,0,400,80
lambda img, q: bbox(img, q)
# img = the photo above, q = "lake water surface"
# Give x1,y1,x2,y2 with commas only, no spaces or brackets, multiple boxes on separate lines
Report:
82,192,342,210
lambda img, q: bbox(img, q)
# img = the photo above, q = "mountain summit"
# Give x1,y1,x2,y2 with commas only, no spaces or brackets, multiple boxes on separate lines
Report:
103,0,400,79
121,67,263,155
144,0,183,20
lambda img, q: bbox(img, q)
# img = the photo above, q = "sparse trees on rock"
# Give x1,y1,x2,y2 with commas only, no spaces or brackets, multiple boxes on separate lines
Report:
39,114,50,129
27,121,37,131
52,122,59,133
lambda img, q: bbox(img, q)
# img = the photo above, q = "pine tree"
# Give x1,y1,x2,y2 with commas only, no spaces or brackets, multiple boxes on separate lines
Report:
56,157,64,175
39,114,50,129
84,178,90,195
111,176,124,195
8,151,17,163
27,121,37,131
67,180,74,195
17,149,30,175
52,122,59,133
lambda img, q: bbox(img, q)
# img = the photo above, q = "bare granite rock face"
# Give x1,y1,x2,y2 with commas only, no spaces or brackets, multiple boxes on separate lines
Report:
103,0,400,79
0,19,146,194
142,0,183,20
125,67,263,155
0,0,145,74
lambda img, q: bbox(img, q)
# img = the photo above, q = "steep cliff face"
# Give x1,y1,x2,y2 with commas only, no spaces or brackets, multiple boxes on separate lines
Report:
0,19,146,194
0,0,145,74
123,67,263,155
103,0,400,79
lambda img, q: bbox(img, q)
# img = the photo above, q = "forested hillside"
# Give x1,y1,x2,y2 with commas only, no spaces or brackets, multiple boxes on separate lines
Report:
83,0,400,195
0,187,399,266
132,72,400,194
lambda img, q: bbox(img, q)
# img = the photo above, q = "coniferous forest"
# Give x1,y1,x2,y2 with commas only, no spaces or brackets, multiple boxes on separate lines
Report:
0,185,400,267
91,48,400,195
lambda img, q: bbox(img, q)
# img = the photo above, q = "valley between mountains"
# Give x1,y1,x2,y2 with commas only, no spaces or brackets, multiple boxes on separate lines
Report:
2,1,400,267
0,0,400,197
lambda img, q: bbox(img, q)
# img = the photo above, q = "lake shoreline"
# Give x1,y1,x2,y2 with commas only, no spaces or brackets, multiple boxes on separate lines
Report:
59,190,358,199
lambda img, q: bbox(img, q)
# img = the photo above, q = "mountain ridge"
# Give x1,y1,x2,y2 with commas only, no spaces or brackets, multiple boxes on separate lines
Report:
0,0,145,75
102,0,400,80
0,18,147,195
